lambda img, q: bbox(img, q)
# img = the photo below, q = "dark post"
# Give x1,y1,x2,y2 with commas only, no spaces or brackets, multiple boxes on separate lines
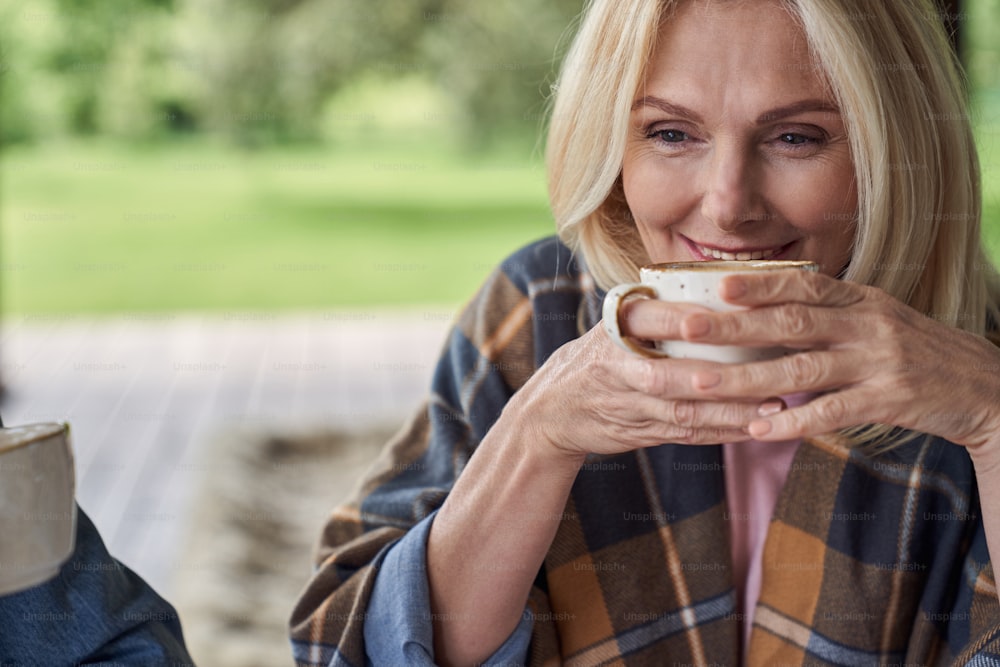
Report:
940,0,964,61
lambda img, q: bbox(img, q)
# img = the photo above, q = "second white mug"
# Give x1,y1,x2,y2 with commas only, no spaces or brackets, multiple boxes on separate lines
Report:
0,422,77,597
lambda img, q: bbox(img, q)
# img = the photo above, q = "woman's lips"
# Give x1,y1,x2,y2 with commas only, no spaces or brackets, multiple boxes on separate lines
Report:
683,237,796,261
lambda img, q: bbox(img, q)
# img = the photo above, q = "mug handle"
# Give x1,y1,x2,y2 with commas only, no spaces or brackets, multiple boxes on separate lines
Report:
601,284,670,358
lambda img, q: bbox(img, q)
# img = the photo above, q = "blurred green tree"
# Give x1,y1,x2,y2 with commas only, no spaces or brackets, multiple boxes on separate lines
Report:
0,0,586,146
0,0,186,142
969,0,1000,90
416,0,584,145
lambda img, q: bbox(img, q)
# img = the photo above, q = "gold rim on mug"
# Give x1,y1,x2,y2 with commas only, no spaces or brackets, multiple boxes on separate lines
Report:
641,260,818,272
0,422,70,455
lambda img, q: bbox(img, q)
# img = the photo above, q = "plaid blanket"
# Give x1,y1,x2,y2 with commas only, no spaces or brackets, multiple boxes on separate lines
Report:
289,236,1000,666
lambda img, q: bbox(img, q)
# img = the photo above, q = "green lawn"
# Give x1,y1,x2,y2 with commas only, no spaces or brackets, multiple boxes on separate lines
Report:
2,105,999,315
0,140,554,314
977,90,1000,259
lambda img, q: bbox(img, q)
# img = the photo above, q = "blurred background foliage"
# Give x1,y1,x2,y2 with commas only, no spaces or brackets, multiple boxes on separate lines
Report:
0,0,584,147
0,0,998,314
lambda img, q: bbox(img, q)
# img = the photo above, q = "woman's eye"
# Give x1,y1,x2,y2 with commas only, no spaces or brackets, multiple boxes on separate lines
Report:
652,129,688,143
779,133,814,145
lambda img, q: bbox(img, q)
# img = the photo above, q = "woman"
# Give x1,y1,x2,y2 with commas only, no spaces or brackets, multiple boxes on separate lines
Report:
291,0,1000,665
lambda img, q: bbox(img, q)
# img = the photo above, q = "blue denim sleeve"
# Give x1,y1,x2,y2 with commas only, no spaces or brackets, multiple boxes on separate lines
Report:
0,505,193,667
363,511,533,666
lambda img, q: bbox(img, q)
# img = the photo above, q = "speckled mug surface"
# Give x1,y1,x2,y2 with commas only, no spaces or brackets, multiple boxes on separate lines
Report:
0,422,76,596
603,260,818,363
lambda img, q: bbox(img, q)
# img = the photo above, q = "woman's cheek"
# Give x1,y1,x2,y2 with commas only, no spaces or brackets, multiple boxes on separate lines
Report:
624,165,687,228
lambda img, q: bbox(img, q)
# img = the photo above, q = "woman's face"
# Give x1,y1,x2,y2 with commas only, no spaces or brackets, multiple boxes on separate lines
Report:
622,0,857,276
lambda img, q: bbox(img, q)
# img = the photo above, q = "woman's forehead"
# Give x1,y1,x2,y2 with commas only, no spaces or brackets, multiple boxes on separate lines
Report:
640,0,832,111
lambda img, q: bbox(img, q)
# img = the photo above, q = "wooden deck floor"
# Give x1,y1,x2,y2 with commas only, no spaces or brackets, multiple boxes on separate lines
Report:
0,308,453,596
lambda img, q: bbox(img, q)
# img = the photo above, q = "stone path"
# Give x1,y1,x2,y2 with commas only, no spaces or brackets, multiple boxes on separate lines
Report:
0,308,454,596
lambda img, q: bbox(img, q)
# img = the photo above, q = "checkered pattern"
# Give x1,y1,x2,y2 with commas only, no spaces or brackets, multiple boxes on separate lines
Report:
289,236,1000,666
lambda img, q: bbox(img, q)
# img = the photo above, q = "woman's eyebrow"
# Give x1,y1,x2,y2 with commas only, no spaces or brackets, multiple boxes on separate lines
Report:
631,95,841,124
755,100,841,123
630,96,703,123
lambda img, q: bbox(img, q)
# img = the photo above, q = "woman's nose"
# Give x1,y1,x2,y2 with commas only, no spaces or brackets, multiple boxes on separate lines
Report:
699,145,767,231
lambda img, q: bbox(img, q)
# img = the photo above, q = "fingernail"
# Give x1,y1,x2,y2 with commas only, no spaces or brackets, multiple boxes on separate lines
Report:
722,277,748,300
749,420,773,437
693,371,721,390
684,315,711,338
757,398,787,417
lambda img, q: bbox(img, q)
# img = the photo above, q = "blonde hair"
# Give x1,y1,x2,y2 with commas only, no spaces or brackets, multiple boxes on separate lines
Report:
546,0,1000,449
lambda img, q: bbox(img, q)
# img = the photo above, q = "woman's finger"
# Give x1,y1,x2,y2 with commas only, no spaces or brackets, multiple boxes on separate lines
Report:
621,399,755,445
689,349,862,398
718,269,869,308
615,353,743,400
680,302,873,348
746,389,873,440
625,391,765,428
619,297,714,341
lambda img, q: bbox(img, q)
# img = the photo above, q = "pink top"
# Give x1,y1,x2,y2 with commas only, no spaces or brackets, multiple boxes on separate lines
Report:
722,393,812,662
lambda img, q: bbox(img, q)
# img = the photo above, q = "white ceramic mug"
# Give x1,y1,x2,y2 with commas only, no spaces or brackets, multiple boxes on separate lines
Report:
602,260,818,363
0,422,76,596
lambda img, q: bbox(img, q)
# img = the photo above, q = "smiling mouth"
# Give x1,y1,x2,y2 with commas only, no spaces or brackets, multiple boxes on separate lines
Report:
692,241,789,261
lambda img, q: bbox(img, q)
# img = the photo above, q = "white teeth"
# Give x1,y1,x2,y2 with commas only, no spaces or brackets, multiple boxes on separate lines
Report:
696,244,780,261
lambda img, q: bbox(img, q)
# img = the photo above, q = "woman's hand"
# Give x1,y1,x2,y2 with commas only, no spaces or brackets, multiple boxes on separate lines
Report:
518,298,773,464
678,269,1000,458
430,297,772,666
